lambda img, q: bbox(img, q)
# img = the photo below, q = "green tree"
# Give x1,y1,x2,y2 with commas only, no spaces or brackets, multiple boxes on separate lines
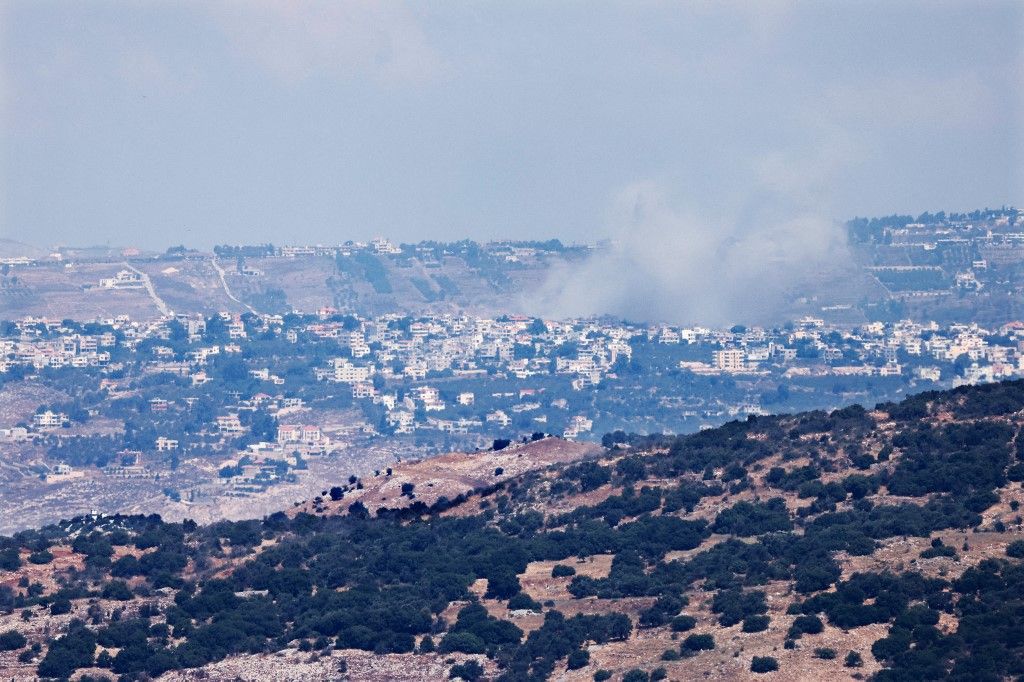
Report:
751,656,779,673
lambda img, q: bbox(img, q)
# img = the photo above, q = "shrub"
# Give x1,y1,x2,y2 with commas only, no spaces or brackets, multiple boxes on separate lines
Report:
1006,540,1024,558
844,651,863,668
593,671,612,682
441,603,522,654
484,568,521,600
670,615,697,632
0,549,20,571
742,615,770,633
1008,463,1024,482
814,647,837,660
449,659,483,681
101,580,134,601
567,649,590,670
507,592,542,611
50,599,72,615
788,614,824,638
110,555,140,578
37,626,96,679
751,656,779,673
871,629,911,661
616,457,647,483
551,564,576,578
712,588,768,626
920,545,957,559
564,462,612,492
439,632,486,655
851,454,875,470
0,630,27,651
681,634,715,652
622,670,649,682
712,499,792,536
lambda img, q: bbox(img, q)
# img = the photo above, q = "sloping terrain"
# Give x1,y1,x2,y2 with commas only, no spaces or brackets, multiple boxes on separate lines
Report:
134,260,248,317
0,263,162,321
1,250,580,321
0,240,47,260
235,252,567,317
293,438,601,519
2,381,1024,681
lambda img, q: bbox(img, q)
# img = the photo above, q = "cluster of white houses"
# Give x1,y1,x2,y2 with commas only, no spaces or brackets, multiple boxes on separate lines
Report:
7,310,1024,445
676,318,1024,387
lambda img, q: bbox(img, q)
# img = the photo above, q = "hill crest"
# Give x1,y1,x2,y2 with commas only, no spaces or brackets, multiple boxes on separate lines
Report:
2,381,1024,680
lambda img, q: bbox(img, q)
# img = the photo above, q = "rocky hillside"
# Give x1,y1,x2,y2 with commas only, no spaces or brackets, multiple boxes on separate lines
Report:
3,381,1024,681
0,246,582,321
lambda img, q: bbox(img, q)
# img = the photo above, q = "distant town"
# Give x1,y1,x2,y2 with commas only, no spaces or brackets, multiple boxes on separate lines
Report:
1,206,1023,531
2,207,1023,327
2,304,1023,530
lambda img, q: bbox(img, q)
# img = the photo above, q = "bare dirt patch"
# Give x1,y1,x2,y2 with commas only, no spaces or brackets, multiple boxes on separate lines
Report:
294,437,600,518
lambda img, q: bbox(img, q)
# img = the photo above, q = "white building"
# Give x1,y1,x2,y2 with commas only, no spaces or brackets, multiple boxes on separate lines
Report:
712,349,746,373
216,414,245,435
155,437,179,451
486,410,511,427
333,359,373,383
33,410,68,429
563,415,594,439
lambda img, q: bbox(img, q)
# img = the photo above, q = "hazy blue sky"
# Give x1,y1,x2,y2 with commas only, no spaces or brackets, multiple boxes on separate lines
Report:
1,1,1021,250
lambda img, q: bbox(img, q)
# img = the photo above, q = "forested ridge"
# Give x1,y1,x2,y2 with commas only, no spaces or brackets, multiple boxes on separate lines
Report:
4,381,1024,680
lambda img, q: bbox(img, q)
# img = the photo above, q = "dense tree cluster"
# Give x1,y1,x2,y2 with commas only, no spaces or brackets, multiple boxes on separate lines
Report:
2,381,1024,680
712,499,792,536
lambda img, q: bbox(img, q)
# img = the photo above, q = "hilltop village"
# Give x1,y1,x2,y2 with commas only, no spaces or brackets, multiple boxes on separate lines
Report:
1,207,1023,530
3,304,1024,532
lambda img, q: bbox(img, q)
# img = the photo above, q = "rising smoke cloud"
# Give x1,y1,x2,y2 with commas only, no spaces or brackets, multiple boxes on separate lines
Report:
524,180,851,327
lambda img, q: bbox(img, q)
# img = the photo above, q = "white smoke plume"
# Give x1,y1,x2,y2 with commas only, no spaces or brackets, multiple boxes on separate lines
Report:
525,180,850,326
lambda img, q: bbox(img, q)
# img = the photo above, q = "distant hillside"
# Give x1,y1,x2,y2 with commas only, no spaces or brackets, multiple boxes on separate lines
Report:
0,246,585,321
3,381,1024,680
0,239,46,260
